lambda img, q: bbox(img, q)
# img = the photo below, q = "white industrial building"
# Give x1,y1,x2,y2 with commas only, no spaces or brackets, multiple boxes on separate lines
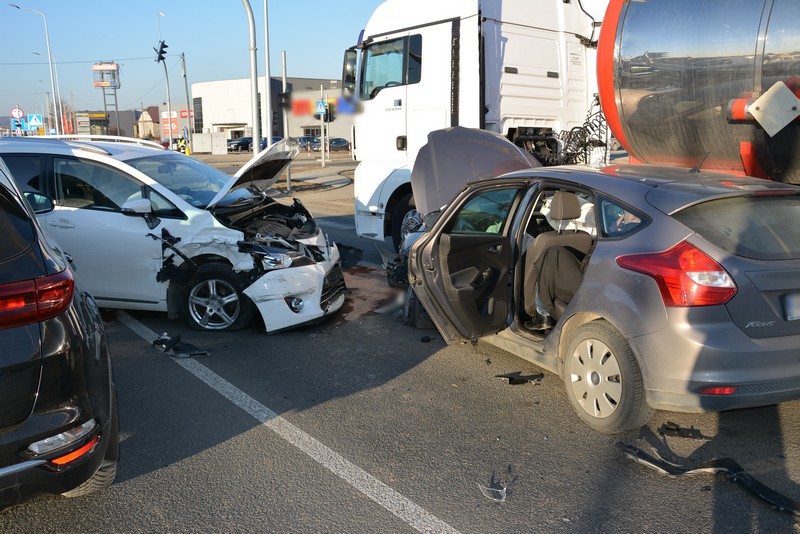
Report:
190,76,353,153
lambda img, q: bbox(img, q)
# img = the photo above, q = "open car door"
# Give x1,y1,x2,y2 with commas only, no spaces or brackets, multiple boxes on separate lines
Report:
410,183,526,343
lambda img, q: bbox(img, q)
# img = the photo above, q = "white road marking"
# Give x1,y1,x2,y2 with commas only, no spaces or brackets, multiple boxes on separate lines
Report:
116,312,461,534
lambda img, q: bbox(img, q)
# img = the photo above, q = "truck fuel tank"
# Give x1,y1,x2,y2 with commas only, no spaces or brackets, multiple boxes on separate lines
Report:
599,0,800,182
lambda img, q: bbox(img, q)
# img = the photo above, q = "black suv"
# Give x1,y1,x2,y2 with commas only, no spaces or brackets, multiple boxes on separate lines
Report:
0,160,118,509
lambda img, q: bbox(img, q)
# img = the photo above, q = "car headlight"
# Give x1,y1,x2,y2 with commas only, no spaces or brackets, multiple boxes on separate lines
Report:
261,252,293,270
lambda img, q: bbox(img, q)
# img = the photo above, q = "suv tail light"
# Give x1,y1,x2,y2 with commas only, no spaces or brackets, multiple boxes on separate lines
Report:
617,241,736,307
0,269,75,329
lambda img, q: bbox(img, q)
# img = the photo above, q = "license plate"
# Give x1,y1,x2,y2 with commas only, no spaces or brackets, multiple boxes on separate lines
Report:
783,293,800,321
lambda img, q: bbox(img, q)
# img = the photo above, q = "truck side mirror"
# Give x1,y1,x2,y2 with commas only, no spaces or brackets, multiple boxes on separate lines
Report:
342,49,357,98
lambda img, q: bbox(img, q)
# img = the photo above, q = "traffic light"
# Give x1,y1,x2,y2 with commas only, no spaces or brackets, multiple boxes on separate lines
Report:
325,102,335,123
154,40,168,63
279,91,292,110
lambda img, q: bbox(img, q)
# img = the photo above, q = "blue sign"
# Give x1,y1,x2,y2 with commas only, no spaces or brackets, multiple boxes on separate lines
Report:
27,114,43,130
11,118,27,131
314,99,326,116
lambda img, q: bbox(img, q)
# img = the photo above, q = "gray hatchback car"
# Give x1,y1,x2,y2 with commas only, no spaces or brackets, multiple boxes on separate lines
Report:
410,163,800,433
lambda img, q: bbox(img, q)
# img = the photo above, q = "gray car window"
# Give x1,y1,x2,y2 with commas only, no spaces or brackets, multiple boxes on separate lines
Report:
450,188,519,235
674,194,800,260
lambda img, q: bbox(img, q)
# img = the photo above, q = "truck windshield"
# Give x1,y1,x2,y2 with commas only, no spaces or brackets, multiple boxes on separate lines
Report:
360,35,421,100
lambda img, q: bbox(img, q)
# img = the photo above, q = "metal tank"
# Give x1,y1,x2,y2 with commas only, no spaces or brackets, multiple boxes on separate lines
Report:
599,0,800,182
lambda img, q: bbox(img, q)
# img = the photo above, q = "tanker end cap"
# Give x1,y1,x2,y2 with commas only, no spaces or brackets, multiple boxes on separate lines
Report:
747,81,800,138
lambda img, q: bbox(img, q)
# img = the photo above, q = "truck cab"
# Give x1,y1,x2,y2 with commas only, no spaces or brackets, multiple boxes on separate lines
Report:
343,0,609,249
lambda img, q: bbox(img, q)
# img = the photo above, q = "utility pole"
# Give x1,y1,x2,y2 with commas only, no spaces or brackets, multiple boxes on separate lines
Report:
281,50,291,191
320,85,325,167
181,52,193,154
262,0,272,151
242,0,260,152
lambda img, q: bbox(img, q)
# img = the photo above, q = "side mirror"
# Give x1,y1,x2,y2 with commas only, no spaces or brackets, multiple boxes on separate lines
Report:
121,198,152,215
342,49,357,98
24,191,55,214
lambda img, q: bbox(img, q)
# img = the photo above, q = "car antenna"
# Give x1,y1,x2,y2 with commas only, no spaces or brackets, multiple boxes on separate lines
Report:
689,152,710,174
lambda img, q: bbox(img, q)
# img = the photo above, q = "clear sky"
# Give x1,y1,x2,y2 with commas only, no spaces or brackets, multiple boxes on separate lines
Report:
1,0,384,118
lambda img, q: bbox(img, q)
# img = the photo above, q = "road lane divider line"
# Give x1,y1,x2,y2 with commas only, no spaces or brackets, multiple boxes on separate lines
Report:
116,311,461,534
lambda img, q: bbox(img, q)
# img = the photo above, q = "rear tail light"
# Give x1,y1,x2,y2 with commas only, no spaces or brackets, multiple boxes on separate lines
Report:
0,269,74,329
699,386,737,395
617,241,736,307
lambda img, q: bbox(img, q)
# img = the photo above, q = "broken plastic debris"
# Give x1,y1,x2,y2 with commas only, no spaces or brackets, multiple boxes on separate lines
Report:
495,371,544,385
658,421,711,441
153,333,211,359
478,482,507,502
478,466,517,502
619,443,800,516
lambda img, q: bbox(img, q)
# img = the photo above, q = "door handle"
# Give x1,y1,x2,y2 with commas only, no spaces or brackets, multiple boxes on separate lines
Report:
396,135,407,151
49,220,75,229
488,244,502,254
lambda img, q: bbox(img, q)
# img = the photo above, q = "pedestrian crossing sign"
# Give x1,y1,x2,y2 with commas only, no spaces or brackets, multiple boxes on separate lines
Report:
28,114,43,128
314,99,326,116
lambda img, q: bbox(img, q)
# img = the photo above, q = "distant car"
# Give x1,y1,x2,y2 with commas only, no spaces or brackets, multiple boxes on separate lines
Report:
227,136,252,152
258,136,284,152
0,160,118,509
0,136,346,332
410,127,800,433
296,136,319,150
311,138,350,152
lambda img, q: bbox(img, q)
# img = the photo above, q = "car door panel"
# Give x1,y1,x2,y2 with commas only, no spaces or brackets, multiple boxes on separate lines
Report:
440,233,511,328
412,184,524,342
42,157,167,308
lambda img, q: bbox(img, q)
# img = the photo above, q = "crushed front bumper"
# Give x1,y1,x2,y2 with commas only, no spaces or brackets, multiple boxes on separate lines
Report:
243,244,347,332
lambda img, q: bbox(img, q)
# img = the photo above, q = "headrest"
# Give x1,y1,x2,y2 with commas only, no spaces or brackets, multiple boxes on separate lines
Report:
550,191,581,221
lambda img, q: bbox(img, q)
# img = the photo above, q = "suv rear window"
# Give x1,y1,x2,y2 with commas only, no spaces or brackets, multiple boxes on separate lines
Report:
0,187,35,263
673,194,800,260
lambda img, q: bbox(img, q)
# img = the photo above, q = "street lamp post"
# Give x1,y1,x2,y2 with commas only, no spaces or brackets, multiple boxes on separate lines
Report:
10,4,60,134
242,0,260,149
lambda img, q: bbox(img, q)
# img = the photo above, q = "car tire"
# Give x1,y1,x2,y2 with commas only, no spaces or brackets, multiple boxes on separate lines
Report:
402,286,434,330
391,194,415,251
180,264,254,331
563,320,653,434
62,391,119,498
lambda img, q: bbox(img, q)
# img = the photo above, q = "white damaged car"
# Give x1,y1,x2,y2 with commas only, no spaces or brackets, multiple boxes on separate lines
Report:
0,136,346,331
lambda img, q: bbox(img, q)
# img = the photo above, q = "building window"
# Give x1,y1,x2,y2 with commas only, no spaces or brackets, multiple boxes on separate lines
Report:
192,97,203,133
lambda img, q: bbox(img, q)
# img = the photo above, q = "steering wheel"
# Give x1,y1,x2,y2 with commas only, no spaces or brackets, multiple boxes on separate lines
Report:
454,218,476,232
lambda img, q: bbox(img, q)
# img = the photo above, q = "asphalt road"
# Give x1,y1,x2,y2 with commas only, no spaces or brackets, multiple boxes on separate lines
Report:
3,155,800,532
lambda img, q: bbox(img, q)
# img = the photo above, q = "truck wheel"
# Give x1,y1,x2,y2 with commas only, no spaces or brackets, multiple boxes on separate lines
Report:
391,194,415,251
62,391,119,498
563,320,653,433
180,264,254,331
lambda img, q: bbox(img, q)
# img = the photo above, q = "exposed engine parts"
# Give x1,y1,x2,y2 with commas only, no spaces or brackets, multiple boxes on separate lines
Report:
511,95,609,166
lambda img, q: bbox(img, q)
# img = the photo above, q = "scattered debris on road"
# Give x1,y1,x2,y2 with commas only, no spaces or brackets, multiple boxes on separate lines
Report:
478,465,518,502
658,421,712,441
495,372,544,385
619,443,800,516
153,333,211,359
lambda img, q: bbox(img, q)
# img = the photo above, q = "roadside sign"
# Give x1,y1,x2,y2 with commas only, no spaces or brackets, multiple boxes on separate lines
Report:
10,107,24,119
27,114,43,129
314,99,326,116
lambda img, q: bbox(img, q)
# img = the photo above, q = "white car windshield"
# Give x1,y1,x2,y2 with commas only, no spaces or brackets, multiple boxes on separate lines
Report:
126,153,231,208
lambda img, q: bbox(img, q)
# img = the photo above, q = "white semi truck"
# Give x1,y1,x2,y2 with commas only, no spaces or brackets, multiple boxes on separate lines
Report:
342,0,610,249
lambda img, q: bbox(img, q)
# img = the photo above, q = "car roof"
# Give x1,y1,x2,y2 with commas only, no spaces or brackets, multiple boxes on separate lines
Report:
502,164,800,213
0,136,165,163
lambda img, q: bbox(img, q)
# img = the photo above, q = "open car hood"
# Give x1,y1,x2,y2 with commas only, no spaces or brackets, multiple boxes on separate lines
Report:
207,138,300,208
411,127,541,215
